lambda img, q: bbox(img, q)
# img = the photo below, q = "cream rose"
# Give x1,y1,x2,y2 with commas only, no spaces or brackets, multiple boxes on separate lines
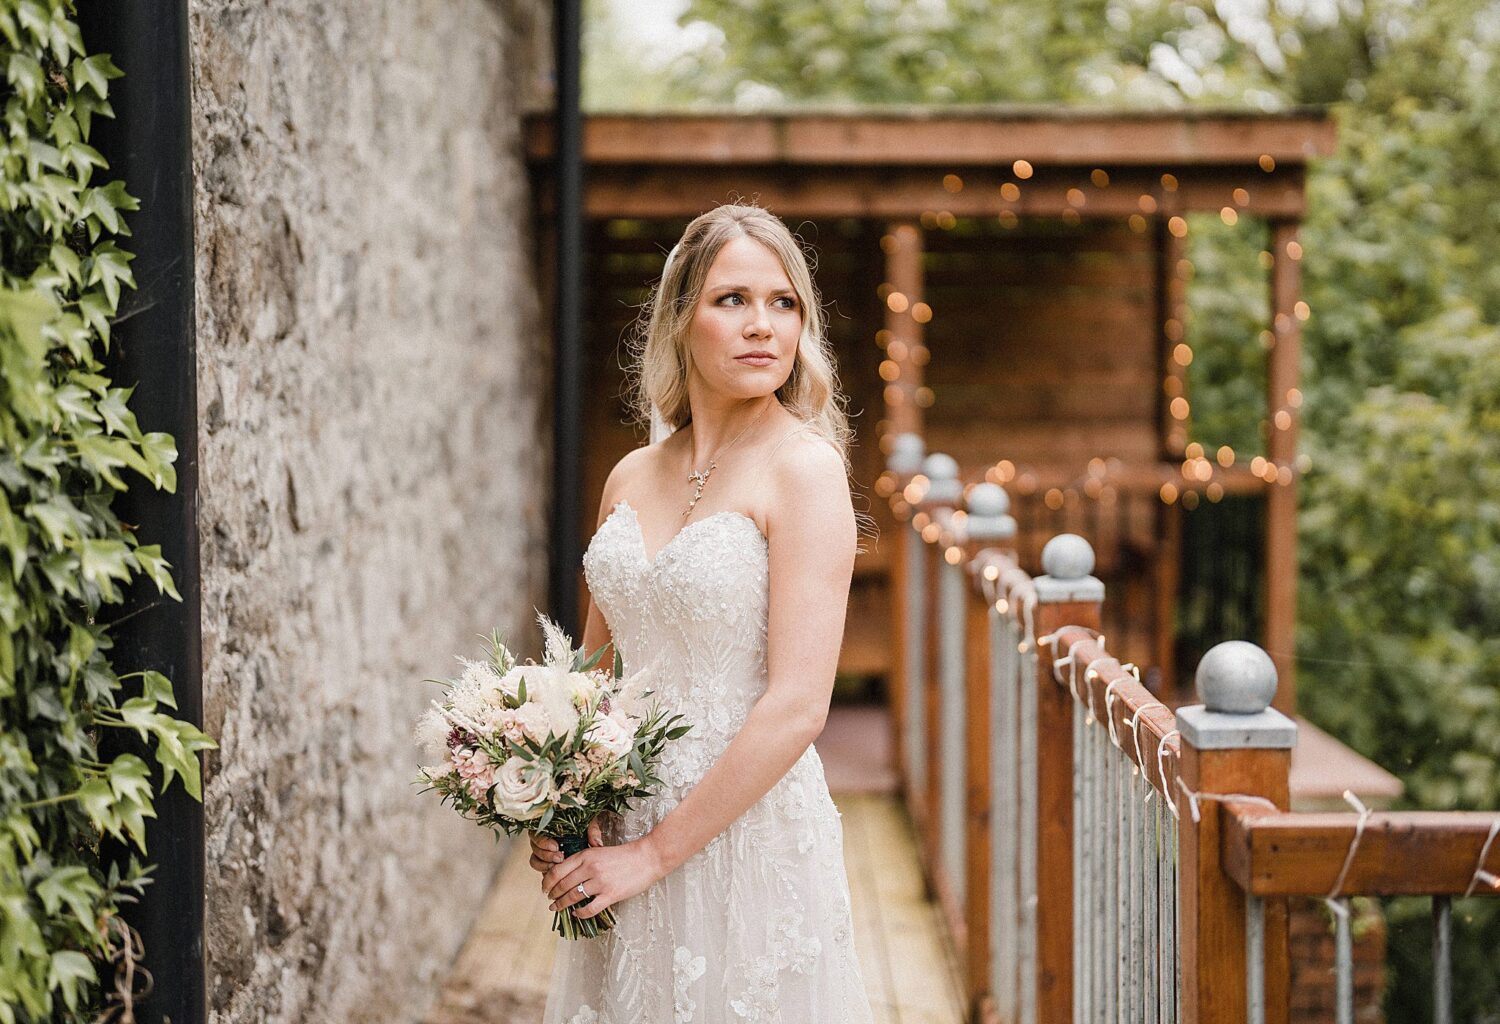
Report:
491,757,556,820
584,712,634,760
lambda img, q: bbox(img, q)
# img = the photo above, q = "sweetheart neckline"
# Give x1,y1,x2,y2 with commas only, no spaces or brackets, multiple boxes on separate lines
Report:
607,498,766,569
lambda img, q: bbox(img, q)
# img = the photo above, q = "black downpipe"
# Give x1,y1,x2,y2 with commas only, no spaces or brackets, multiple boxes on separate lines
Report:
550,1,585,638
75,4,203,1023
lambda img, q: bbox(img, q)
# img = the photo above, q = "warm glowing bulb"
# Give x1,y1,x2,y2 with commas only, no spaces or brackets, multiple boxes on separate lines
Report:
1013,159,1034,179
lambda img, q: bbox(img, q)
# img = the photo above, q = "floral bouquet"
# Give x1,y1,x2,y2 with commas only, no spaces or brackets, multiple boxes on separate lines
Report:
414,612,690,938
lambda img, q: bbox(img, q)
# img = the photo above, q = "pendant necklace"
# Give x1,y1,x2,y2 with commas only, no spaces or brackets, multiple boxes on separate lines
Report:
683,401,771,517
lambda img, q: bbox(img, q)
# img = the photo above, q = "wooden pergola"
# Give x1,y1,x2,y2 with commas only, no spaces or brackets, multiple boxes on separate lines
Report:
527,107,1336,708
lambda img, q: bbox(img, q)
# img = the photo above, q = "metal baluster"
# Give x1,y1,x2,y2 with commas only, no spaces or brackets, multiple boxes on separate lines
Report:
940,556,965,902
1098,713,1110,1019
1072,695,1084,1023
1246,896,1266,1024
1020,639,1039,1024
1143,780,1158,1024
1129,760,1143,1024
1433,896,1452,1024
993,610,1017,1022
1165,800,1180,1024
1334,898,1353,1024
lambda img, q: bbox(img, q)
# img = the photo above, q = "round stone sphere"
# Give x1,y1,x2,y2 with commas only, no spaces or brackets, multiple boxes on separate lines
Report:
1195,640,1278,714
922,451,959,481
966,482,1010,517
888,433,925,475
1040,533,1095,580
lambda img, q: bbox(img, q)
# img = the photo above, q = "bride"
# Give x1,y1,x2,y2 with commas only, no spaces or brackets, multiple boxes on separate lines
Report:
529,203,876,1023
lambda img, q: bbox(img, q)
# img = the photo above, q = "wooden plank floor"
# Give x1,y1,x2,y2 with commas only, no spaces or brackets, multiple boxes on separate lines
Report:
422,704,965,1024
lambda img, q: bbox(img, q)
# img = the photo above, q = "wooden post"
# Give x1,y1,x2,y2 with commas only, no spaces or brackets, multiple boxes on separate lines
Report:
916,452,963,884
961,485,1018,1021
1264,220,1303,713
1176,641,1296,1024
1032,534,1105,1024
886,433,926,794
884,220,925,438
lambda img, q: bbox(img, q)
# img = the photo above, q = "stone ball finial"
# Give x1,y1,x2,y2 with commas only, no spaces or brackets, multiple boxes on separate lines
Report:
1040,533,1095,580
1195,641,1278,714
922,452,959,481
965,482,1010,517
887,433,925,475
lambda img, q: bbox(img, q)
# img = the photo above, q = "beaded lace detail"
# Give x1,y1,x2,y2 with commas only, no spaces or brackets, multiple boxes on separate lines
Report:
543,500,874,1024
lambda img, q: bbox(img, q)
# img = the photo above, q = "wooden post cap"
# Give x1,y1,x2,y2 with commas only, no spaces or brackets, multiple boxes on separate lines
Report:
888,432,925,475
919,451,963,508
1034,533,1104,603
1178,641,1297,750
964,483,1016,543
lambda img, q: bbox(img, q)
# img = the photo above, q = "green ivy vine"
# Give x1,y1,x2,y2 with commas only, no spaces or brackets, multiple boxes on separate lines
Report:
0,1,216,1020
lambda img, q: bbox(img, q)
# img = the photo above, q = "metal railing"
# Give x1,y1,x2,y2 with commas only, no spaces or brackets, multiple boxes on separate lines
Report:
881,434,1500,1024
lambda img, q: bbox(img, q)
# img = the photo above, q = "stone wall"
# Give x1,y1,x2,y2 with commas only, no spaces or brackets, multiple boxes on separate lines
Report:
188,2,551,1019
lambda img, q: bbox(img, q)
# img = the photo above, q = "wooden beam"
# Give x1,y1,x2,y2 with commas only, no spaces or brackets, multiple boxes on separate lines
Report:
1264,221,1303,713
526,110,1337,168
1224,810,1500,897
534,165,1313,220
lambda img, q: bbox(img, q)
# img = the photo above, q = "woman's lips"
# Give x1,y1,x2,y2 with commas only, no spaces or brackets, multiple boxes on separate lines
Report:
736,354,776,366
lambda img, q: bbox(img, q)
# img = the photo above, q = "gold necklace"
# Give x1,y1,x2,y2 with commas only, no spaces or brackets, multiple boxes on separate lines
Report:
683,402,771,516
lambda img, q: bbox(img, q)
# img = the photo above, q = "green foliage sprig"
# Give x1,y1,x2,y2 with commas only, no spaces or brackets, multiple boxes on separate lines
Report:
0,2,216,1020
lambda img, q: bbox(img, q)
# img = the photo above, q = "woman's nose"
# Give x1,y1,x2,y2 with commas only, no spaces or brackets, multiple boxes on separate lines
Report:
744,303,772,336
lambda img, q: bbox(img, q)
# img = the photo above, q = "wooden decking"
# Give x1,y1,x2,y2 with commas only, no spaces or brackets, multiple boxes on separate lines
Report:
422,704,965,1024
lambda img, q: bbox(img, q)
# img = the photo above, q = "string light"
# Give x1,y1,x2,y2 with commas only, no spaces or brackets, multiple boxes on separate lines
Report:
1013,159,1033,179
943,173,963,193
1091,168,1110,188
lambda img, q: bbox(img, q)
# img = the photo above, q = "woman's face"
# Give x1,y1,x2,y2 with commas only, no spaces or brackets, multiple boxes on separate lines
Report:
683,235,802,401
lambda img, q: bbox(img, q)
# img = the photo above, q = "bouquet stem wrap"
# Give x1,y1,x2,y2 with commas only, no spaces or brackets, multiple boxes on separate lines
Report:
552,833,618,939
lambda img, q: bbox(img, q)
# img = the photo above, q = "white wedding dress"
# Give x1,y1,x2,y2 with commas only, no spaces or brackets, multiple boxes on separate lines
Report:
542,498,875,1024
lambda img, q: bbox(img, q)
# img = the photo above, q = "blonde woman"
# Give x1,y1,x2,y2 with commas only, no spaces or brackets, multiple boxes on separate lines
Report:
531,203,876,1022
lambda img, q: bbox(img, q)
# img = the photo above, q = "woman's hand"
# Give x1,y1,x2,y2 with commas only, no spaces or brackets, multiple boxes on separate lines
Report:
528,815,604,873
541,834,667,921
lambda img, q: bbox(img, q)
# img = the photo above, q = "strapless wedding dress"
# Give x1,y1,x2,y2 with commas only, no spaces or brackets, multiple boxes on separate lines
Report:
542,499,875,1024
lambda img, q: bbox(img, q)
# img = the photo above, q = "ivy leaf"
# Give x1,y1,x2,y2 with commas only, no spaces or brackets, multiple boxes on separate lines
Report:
71,52,122,100
34,866,101,933
140,670,177,710
78,537,132,598
47,950,96,1012
96,386,140,439
53,383,101,425
132,545,181,601
138,431,178,492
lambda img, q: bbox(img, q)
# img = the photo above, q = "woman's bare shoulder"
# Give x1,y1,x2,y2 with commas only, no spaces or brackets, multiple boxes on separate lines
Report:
766,429,852,520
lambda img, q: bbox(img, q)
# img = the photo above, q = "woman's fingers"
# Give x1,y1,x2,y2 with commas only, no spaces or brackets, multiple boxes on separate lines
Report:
587,817,603,847
549,873,601,913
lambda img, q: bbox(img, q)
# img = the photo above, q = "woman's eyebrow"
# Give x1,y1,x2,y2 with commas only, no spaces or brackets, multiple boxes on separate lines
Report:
708,283,796,296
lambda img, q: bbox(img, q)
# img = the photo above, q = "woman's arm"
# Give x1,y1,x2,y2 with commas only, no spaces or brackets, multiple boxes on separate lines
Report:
541,437,856,918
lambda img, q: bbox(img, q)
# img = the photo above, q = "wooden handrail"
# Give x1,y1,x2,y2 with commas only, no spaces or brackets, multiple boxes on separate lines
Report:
1223,807,1500,897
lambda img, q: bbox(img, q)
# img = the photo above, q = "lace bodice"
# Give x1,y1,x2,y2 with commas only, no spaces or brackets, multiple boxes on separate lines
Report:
582,501,770,790
544,496,875,1024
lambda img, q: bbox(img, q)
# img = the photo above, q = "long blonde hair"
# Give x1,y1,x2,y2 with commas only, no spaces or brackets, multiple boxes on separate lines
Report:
626,203,854,470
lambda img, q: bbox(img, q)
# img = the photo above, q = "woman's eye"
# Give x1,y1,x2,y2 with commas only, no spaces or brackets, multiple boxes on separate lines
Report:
776,297,798,310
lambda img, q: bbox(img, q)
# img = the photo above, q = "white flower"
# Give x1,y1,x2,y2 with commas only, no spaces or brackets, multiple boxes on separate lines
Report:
584,713,634,760
533,666,581,737
536,610,576,668
510,702,552,743
412,706,452,762
491,757,556,820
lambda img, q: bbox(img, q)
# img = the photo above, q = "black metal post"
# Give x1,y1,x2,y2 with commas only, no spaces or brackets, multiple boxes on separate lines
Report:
75,4,203,1023
550,0,586,639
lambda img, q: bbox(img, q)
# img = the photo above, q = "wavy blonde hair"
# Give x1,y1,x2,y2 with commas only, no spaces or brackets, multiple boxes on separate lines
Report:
626,203,854,470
